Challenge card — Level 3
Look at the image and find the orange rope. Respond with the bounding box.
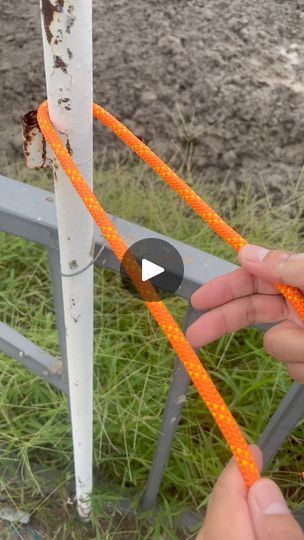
[92,103,304,318]
[37,100,304,487]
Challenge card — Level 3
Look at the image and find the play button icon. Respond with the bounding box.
[120,238,184,301]
[142,259,165,282]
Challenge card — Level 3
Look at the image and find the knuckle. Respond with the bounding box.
[246,296,257,325]
[277,251,304,288]
[278,252,293,281]
[218,307,230,334]
[250,273,259,295]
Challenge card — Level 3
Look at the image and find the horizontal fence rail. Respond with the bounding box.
[1,174,304,530]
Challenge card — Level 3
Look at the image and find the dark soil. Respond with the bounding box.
[1,0,304,193]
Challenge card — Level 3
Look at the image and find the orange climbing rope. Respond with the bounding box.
[37,100,304,488]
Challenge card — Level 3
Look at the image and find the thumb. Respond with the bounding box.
[239,245,304,289]
[248,478,304,540]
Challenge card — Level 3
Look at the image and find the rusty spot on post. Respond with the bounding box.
[22,111,38,160]
[54,29,63,46]
[69,260,79,270]
[41,0,64,44]
[58,97,71,111]
[53,55,68,73]
[22,110,53,169]
[22,110,51,170]
[22,110,39,134]
[42,136,47,165]
[66,5,75,33]
[66,136,73,155]
[53,161,59,182]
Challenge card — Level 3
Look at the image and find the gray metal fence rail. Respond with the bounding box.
[1,174,304,529]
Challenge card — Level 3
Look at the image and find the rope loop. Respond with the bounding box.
[38,99,304,487]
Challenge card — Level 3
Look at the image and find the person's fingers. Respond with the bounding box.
[186,293,287,349]
[264,320,304,368]
[198,445,262,540]
[239,245,304,289]
[192,268,278,311]
[248,478,304,540]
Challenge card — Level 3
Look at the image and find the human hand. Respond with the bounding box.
[186,245,304,382]
[196,445,304,540]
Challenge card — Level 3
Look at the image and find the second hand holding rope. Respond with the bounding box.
[38,100,304,488]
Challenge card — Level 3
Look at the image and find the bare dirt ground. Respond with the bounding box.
[1,0,304,194]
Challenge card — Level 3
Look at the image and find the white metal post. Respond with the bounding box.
[39,0,94,519]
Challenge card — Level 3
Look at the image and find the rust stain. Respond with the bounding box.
[53,160,59,182]
[22,111,37,160]
[22,110,38,133]
[69,259,79,270]
[58,97,71,111]
[66,4,76,34]
[41,0,64,45]
[66,136,73,155]
[54,29,63,46]
[53,55,68,73]
[42,135,47,165]
[22,110,50,169]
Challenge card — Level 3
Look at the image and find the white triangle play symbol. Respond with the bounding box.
[142,258,165,282]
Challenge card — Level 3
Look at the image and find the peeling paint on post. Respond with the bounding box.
[39,0,94,519]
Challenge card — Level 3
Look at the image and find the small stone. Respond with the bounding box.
[0,60,11,73]
[141,90,157,105]
[222,150,237,167]
[227,17,243,32]
[204,9,214,21]
[157,35,184,55]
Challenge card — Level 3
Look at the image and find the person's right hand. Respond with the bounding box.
[196,445,304,540]
[186,245,304,382]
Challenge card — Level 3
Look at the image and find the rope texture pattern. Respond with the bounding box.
[37,100,304,487]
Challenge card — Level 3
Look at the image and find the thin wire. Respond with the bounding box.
[61,240,106,277]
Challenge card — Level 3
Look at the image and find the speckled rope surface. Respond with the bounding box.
[38,100,304,487]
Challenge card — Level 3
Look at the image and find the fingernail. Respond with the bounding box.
[252,479,290,515]
[240,245,270,262]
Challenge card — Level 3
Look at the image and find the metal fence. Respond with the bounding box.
[1,173,304,530]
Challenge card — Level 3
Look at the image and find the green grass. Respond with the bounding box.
[0,155,304,539]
